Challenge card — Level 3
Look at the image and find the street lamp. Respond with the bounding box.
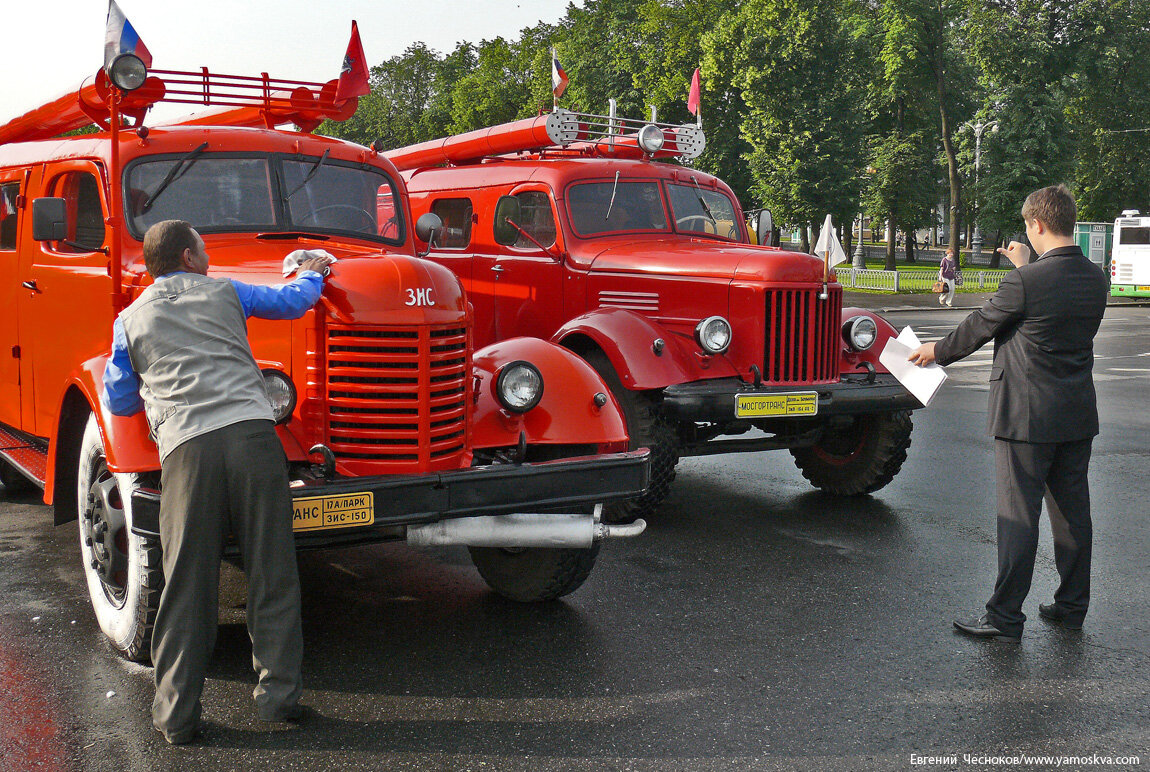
[964,118,998,264]
[853,214,866,268]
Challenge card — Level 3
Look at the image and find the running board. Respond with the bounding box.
[0,424,49,488]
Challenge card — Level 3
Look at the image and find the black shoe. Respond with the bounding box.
[1038,603,1083,630]
[154,722,200,745]
[953,613,1021,644]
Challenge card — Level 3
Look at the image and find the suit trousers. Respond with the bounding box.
[151,420,303,736]
[987,437,1093,636]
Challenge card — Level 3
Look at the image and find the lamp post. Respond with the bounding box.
[964,118,998,264]
[853,214,866,268]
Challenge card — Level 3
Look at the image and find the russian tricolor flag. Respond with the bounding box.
[104,0,152,70]
[551,48,568,100]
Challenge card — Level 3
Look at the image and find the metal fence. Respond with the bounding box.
[778,242,1011,293]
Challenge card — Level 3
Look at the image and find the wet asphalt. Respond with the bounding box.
[0,303,1146,771]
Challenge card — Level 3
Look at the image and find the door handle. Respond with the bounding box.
[21,280,41,293]
[491,265,504,273]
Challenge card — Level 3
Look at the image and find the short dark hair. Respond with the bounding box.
[1021,184,1076,237]
[142,220,198,277]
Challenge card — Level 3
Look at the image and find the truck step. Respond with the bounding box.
[0,424,48,488]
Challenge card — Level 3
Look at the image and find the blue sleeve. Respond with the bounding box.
[101,319,145,416]
[229,270,324,320]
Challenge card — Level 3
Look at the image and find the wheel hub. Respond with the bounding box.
[82,469,128,602]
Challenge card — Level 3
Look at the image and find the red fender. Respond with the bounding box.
[839,307,900,375]
[552,308,738,391]
[471,337,629,452]
[73,357,160,475]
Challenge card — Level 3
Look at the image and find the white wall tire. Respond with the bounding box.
[76,414,163,661]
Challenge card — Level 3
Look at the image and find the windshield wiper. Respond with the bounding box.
[604,171,621,220]
[141,142,209,213]
[691,176,717,225]
[285,149,331,200]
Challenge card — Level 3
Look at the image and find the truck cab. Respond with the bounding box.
[390,108,921,520]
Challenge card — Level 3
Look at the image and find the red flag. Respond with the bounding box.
[336,20,370,103]
[687,68,701,116]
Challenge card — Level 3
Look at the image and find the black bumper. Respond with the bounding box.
[661,373,921,423]
[131,449,650,541]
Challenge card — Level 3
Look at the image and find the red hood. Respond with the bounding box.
[584,237,831,284]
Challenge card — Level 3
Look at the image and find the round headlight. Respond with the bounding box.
[638,124,665,155]
[695,315,732,354]
[262,370,297,424]
[107,53,148,92]
[496,361,544,413]
[842,316,878,351]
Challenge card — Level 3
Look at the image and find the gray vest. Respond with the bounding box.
[119,273,273,463]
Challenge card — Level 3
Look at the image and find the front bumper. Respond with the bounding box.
[661,373,920,423]
[130,449,650,543]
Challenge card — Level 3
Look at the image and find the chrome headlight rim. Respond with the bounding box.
[695,315,732,354]
[842,316,878,352]
[107,53,148,92]
[638,124,666,155]
[495,360,544,414]
[261,369,297,425]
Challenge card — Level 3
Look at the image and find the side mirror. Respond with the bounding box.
[754,209,773,247]
[32,198,68,241]
[493,196,522,246]
[414,212,443,257]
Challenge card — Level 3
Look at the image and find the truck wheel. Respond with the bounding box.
[469,544,600,602]
[790,410,913,496]
[582,350,678,522]
[77,414,163,661]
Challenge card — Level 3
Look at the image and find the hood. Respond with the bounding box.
[585,237,831,284]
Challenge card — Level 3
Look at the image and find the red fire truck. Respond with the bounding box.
[388,108,921,519]
[0,62,648,660]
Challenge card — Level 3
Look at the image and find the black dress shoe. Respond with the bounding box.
[1038,603,1083,630]
[953,613,1021,644]
[154,722,200,745]
[258,703,312,723]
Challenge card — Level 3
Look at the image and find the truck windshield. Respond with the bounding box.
[666,182,742,241]
[567,181,668,236]
[125,153,404,245]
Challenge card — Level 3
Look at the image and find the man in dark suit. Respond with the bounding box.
[908,184,1109,644]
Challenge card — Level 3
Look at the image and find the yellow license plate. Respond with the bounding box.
[735,392,819,418]
[1137,285,1150,292]
[292,492,374,532]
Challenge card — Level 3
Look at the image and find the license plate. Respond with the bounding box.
[1137,286,1150,292]
[292,492,374,532]
[735,391,819,418]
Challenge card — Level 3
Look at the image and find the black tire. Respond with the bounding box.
[790,410,913,496]
[0,461,36,494]
[77,414,164,661]
[469,543,600,602]
[582,350,679,522]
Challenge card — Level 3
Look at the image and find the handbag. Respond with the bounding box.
[931,280,945,293]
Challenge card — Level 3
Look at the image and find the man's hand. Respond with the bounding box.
[908,341,937,367]
[299,254,334,276]
[997,241,1031,268]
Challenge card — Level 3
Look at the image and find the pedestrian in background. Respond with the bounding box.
[907,185,1108,644]
[102,220,332,743]
[937,247,958,307]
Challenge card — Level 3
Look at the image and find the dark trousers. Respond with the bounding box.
[151,420,302,736]
[987,438,1093,636]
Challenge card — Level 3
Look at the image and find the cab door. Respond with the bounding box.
[480,185,566,345]
[0,172,26,428]
[19,162,114,436]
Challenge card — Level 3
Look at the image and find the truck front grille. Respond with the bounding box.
[763,288,841,383]
[325,324,469,471]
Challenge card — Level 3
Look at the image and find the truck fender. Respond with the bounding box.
[839,307,899,375]
[551,308,707,391]
[471,337,629,451]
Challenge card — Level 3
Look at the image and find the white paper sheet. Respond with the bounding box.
[879,326,947,407]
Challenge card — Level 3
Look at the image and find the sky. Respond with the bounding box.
[0,0,578,124]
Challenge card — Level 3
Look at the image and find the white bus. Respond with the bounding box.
[1110,210,1150,298]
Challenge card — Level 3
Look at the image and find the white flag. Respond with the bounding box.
[813,213,848,267]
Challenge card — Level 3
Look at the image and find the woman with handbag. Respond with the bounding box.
[936,247,957,307]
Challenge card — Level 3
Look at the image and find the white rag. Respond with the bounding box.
[282,249,337,277]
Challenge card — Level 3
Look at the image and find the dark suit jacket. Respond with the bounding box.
[934,245,1108,442]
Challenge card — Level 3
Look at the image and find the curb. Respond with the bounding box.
[844,295,1150,314]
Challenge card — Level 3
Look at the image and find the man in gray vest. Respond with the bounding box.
[908,185,1108,644]
[101,219,332,743]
